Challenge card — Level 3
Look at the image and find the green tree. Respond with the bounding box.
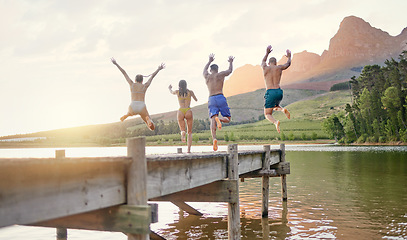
[322,114,345,142]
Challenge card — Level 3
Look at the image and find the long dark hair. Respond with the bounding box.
[178,80,188,97]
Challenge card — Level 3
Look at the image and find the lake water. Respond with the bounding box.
[0,145,406,240]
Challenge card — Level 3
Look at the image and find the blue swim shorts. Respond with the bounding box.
[208,94,231,118]
[264,88,283,109]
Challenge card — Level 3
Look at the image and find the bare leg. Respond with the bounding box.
[140,107,155,131]
[215,116,231,130]
[120,114,130,122]
[177,110,187,142]
[210,115,218,151]
[185,110,194,153]
[274,106,291,119]
[264,108,280,133]
[120,106,134,122]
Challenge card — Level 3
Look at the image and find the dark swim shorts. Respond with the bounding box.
[208,94,231,118]
[264,88,283,109]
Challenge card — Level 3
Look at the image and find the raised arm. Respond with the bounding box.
[261,45,272,68]
[219,56,234,76]
[168,84,177,95]
[111,57,133,85]
[203,53,215,78]
[280,49,291,70]
[144,63,165,88]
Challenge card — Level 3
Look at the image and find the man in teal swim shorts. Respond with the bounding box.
[203,53,234,151]
[261,45,291,133]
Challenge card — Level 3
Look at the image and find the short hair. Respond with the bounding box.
[135,74,143,83]
[269,57,277,65]
[210,64,218,72]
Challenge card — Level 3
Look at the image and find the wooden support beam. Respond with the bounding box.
[262,145,271,218]
[227,144,241,240]
[280,144,288,201]
[56,227,67,240]
[239,169,278,178]
[33,205,151,234]
[127,137,149,240]
[55,150,68,240]
[240,162,289,178]
[150,180,238,203]
[271,162,290,175]
[150,231,166,240]
[261,217,270,239]
[171,201,203,216]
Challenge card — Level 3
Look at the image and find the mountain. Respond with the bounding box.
[224,16,407,97]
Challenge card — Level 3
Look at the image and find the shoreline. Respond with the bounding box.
[1,139,406,149]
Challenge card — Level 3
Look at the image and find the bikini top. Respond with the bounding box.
[178,91,191,101]
[131,83,145,94]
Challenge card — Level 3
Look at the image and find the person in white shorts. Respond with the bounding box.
[111,57,165,130]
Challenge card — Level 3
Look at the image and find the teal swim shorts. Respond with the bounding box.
[264,88,283,109]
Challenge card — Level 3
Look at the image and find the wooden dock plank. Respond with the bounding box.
[146,156,227,199]
[0,145,288,233]
[0,157,128,228]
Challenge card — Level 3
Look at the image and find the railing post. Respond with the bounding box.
[227,144,240,240]
[280,144,287,201]
[55,150,67,240]
[262,145,271,218]
[127,137,149,240]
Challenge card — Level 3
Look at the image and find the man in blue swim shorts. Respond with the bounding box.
[261,45,292,133]
[203,53,234,151]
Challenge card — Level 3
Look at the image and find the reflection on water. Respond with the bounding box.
[0,146,406,239]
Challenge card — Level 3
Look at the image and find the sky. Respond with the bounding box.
[1,0,407,137]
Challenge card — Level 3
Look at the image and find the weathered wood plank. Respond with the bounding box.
[33,205,151,234]
[150,180,238,203]
[146,149,281,199]
[271,162,290,175]
[171,201,203,216]
[147,156,228,199]
[280,144,288,201]
[127,137,149,240]
[0,158,128,228]
[227,144,241,240]
[262,145,271,218]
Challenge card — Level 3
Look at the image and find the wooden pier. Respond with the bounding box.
[0,137,290,240]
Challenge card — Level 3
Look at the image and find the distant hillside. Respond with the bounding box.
[151,88,325,123]
[1,88,326,141]
[224,15,407,97]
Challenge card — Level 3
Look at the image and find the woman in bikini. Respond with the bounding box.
[169,80,198,153]
[111,57,165,130]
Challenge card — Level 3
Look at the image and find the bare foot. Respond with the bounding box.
[213,139,218,151]
[275,120,280,133]
[284,108,291,119]
[120,115,127,122]
[146,116,155,131]
[181,131,186,142]
[215,116,222,130]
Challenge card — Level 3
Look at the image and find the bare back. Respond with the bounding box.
[203,54,234,96]
[262,65,284,89]
[205,73,228,96]
[130,82,147,101]
[176,90,197,108]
